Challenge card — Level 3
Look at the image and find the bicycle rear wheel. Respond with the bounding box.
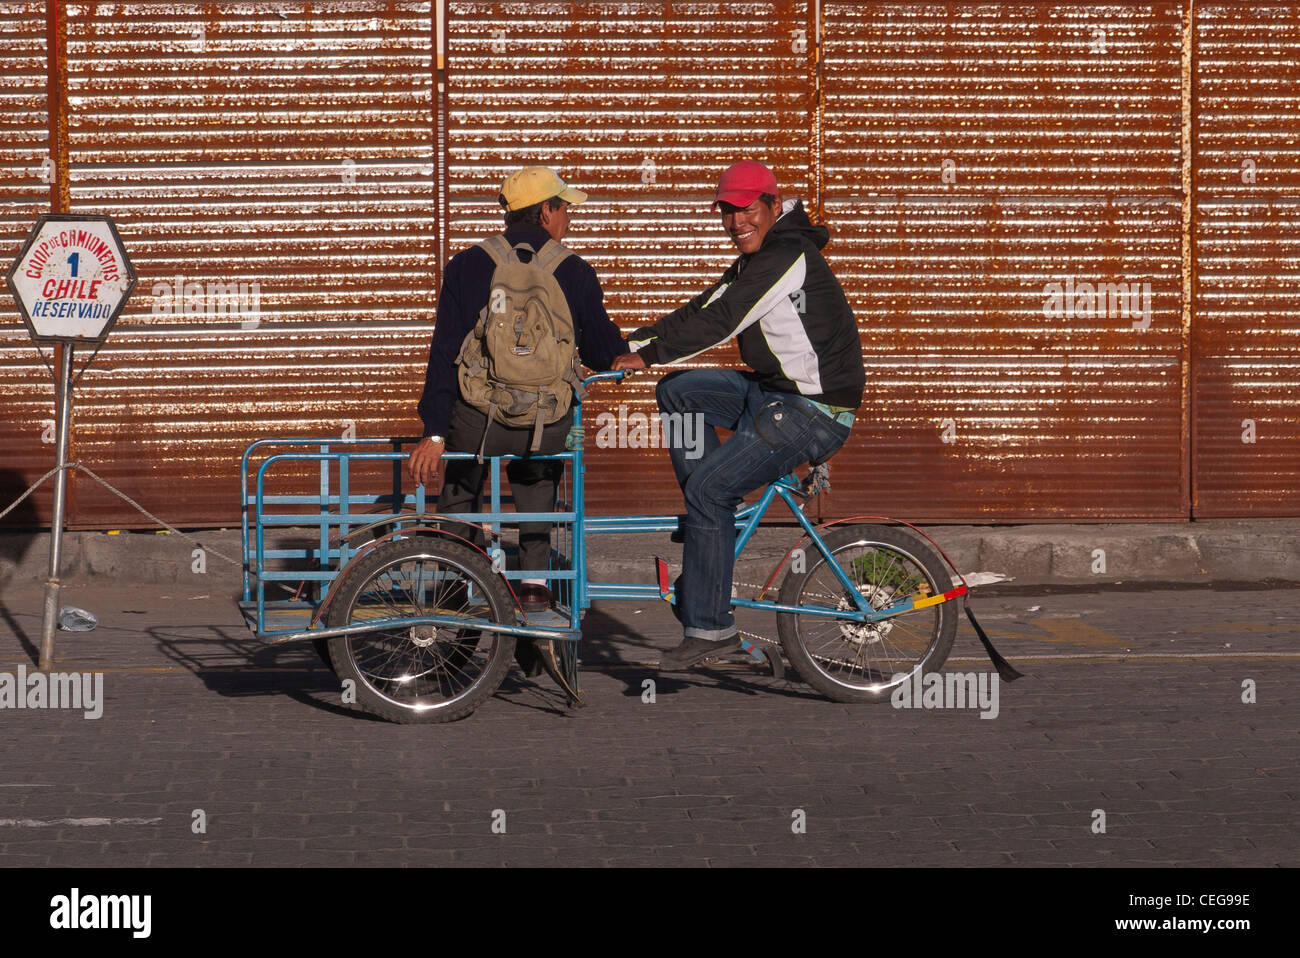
[776,524,957,703]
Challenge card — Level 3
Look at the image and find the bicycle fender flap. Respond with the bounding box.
[965,599,1024,682]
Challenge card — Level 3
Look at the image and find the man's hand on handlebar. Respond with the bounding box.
[407,436,447,495]
[610,351,647,373]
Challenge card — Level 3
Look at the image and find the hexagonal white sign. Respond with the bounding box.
[6,214,136,344]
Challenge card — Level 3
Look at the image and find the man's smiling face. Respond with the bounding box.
[719,195,781,254]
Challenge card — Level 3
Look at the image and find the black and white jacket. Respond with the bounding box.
[628,199,865,409]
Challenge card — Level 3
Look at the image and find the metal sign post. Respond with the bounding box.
[5,214,136,671]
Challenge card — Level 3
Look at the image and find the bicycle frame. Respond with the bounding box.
[238,372,966,655]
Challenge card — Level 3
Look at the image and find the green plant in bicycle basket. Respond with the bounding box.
[850,550,928,599]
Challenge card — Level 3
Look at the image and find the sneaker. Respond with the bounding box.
[658,634,741,670]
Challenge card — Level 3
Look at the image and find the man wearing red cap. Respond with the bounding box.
[613,161,865,669]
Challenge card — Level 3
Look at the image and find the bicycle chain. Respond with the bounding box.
[734,579,781,648]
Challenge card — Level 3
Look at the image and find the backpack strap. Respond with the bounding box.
[480,234,573,274]
[478,234,515,267]
[531,239,572,275]
[476,402,496,464]
[530,403,545,453]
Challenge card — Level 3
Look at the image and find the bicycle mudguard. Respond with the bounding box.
[311,519,521,628]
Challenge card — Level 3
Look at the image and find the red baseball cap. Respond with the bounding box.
[712,160,779,210]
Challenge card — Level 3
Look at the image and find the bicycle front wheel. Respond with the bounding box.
[776,524,957,703]
[324,537,515,723]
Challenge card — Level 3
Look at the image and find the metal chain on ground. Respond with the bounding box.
[0,462,243,568]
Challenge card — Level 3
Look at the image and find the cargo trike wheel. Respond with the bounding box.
[324,537,515,724]
[776,525,957,703]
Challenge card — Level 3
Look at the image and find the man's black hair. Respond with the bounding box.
[502,195,564,228]
[719,193,781,214]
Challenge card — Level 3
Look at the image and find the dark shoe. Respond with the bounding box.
[518,583,551,613]
[658,634,741,670]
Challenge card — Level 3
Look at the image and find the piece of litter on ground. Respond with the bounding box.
[57,606,97,632]
[958,572,1012,587]
[1026,605,1042,612]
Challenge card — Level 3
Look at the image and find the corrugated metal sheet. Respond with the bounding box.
[60,1,435,527]
[446,0,815,514]
[0,1,55,529]
[1193,4,1300,516]
[71,325,430,525]
[1,2,1295,529]
[820,2,1186,520]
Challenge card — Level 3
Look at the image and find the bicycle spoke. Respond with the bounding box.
[336,548,509,713]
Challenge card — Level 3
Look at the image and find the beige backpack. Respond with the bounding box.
[455,235,585,458]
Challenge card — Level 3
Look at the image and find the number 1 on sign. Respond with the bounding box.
[67,253,79,277]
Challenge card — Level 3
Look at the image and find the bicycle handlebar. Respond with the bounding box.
[581,370,630,390]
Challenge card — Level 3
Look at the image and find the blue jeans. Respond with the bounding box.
[655,369,853,642]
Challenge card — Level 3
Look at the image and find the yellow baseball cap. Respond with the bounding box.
[498,166,588,211]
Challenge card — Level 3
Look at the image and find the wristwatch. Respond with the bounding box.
[427,435,445,444]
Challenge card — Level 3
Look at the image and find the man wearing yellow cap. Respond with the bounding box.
[614,161,865,669]
[409,167,627,619]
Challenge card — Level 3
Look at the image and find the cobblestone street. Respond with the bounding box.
[1,582,1295,868]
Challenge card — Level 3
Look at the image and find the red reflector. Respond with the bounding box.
[655,557,670,594]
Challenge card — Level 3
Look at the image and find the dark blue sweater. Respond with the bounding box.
[418,226,629,438]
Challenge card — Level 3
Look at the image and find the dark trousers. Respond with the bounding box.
[437,399,570,576]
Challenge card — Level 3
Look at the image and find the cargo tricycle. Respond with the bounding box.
[239,371,987,723]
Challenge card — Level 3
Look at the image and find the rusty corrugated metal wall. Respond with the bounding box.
[447,0,1191,520]
[819,2,1186,520]
[445,0,817,515]
[4,1,437,528]
[1193,3,1300,516]
[0,2,55,527]
[1,1,1298,527]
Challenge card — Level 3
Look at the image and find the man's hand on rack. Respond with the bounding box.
[407,436,447,496]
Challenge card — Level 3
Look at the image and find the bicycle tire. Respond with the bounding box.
[324,536,516,723]
[776,524,957,703]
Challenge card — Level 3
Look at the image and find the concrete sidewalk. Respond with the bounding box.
[2,517,1299,590]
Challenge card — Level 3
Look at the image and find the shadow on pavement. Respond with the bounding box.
[1,469,44,665]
